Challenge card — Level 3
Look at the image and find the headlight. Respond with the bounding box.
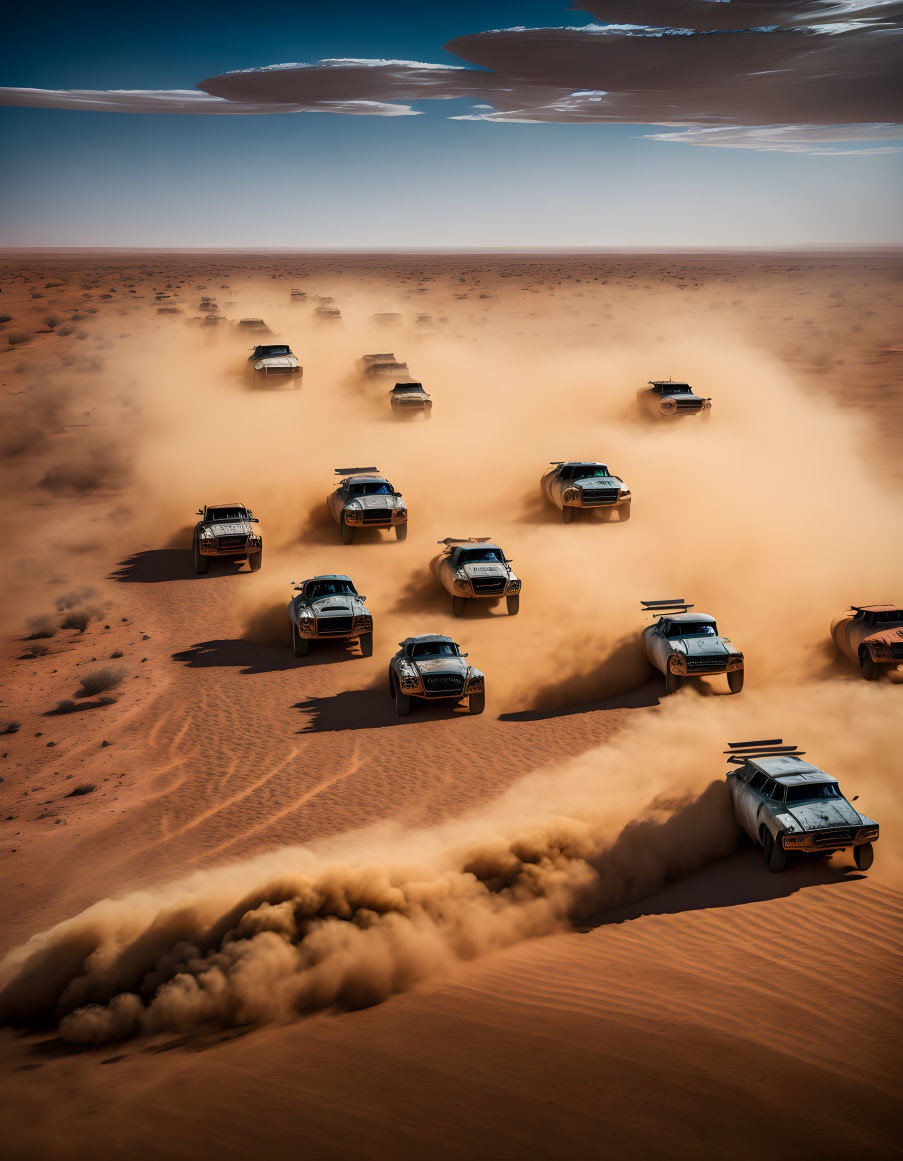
[563,487,580,505]
[299,614,316,634]
[858,826,878,840]
[868,642,890,658]
[354,615,372,629]
[248,535,261,546]
[669,654,687,674]
[619,488,631,498]
[727,654,744,669]
[199,528,214,539]
[507,578,521,594]
[454,572,470,590]
[704,399,712,409]
[465,671,484,692]
[395,507,407,519]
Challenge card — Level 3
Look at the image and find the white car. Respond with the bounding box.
[541,461,631,523]
[388,635,485,716]
[327,467,408,544]
[431,538,521,616]
[288,574,372,657]
[638,380,711,418]
[725,739,878,872]
[641,599,744,694]
[248,343,302,384]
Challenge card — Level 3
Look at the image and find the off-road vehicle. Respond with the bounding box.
[390,382,432,417]
[192,502,262,574]
[724,739,878,873]
[638,380,711,418]
[831,604,903,680]
[388,635,485,716]
[236,318,271,334]
[327,467,408,544]
[541,461,631,523]
[288,575,373,657]
[641,599,744,694]
[358,353,411,381]
[431,538,521,616]
[248,343,302,384]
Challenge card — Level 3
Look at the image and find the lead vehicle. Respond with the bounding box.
[388,635,485,716]
[192,502,262,574]
[724,739,878,873]
[390,382,432,417]
[431,538,521,616]
[831,604,903,680]
[641,599,744,694]
[327,467,408,544]
[248,343,302,384]
[541,461,631,524]
[638,380,711,419]
[288,575,372,657]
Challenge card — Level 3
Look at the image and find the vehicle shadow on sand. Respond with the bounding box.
[293,688,473,732]
[111,550,195,583]
[173,638,362,673]
[585,846,864,931]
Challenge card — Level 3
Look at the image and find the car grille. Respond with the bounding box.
[675,399,703,411]
[891,643,903,660]
[813,828,856,846]
[317,616,352,635]
[580,488,620,505]
[686,655,727,670]
[216,535,247,551]
[422,674,465,695]
[262,366,295,375]
[471,577,506,595]
[361,510,392,525]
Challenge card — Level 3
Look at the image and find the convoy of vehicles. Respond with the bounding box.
[192,503,262,574]
[641,599,744,694]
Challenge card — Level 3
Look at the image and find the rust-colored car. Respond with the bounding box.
[831,604,903,679]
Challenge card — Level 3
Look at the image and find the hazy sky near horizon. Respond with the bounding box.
[1,0,901,249]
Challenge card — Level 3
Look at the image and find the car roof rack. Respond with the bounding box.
[641,598,694,615]
[335,466,380,476]
[437,537,493,545]
[723,739,806,765]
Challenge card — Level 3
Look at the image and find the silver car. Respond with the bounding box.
[388,634,485,716]
[327,467,408,544]
[724,739,878,872]
[390,381,432,417]
[541,461,631,524]
[638,380,712,418]
[641,599,744,694]
[248,342,302,384]
[431,538,521,616]
[192,502,262,574]
[288,574,372,657]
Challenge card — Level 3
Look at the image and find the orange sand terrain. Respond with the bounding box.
[0,251,901,1159]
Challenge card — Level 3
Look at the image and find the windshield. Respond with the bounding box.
[864,610,903,625]
[257,345,290,357]
[393,384,421,393]
[348,481,393,497]
[306,580,356,600]
[206,508,247,523]
[409,642,459,659]
[665,621,717,638]
[560,464,610,480]
[655,384,691,394]
[458,547,505,564]
[783,782,842,803]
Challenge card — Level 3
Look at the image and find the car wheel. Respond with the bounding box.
[395,687,412,716]
[506,594,520,616]
[859,649,878,680]
[763,829,786,873]
[620,504,631,522]
[562,507,576,524]
[194,542,209,575]
[853,842,874,871]
[249,549,262,572]
[469,691,485,715]
[664,667,681,695]
[340,515,355,545]
[452,596,466,617]
[291,622,310,657]
[395,523,408,541]
[359,632,373,657]
[727,668,744,694]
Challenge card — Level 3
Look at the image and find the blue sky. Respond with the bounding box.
[1,0,901,248]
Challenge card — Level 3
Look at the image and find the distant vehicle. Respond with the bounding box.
[157,305,182,315]
[289,288,307,301]
[192,502,262,574]
[641,599,744,694]
[638,380,711,418]
[327,467,408,544]
[358,353,411,380]
[315,306,342,322]
[388,635,485,716]
[431,538,521,617]
[831,604,903,680]
[541,461,631,524]
[288,575,373,657]
[372,312,402,325]
[248,343,302,384]
[724,739,878,873]
[237,318,271,333]
[390,382,432,417]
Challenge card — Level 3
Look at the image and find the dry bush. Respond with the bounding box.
[66,784,95,798]
[77,667,125,698]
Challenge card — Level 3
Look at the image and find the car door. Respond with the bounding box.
[731,768,765,841]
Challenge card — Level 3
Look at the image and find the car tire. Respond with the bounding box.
[194,542,210,575]
[853,842,874,871]
[469,691,485,715]
[359,632,373,657]
[727,668,744,694]
[340,515,355,545]
[452,596,466,617]
[249,549,262,572]
[395,523,408,541]
[763,829,786,873]
[506,594,520,616]
[562,507,576,524]
[291,622,310,657]
[395,687,412,716]
[859,649,878,680]
[664,668,681,695]
[620,504,631,522]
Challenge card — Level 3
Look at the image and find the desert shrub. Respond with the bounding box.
[42,315,63,330]
[66,784,95,797]
[7,332,31,346]
[77,666,125,697]
[26,614,57,639]
[110,649,124,658]
[1,721,21,735]
[27,644,49,658]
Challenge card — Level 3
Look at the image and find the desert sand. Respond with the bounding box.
[0,250,901,1159]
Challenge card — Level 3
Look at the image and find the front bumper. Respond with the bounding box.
[669,654,743,677]
[343,508,407,527]
[199,540,262,556]
[563,490,630,510]
[782,826,878,851]
[298,616,372,640]
[255,365,302,376]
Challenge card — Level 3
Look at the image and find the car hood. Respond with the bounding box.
[346,494,400,511]
[673,636,737,657]
[575,475,623,490]
[776,799,863,832]
[413,657,468,678]
[203,521,251,536]
[309,595,366,616]
[255,355,298,369]
[460,562,509,580]
[864,626,903,646]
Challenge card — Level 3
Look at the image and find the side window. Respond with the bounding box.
[747,771,767,792]
[762,779,781,800]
